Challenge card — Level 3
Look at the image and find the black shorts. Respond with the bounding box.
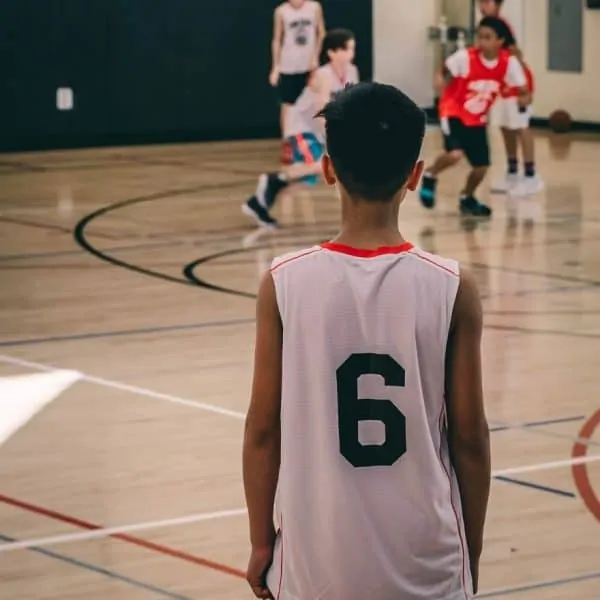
[442,117,490,167]
[278,72,310,105]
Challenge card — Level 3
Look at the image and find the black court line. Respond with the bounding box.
[71,180,600,296]
[0,533,193,600]
[70,185,600,341]
[485,308,600,316]
[485,323,600,339]
[0,317,254,348]
[493,476,575,498]
[0,240,185,263]
[73,179,256,289]
[490,416,585,432]
[0,215,120,240]
[478,570,600,598]
[0,160,46,172]
[471,261,600,287]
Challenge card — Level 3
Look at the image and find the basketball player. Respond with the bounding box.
[478,0,543,196]
[243,82,491,600]
[270,0,326,155]
[420,17,530,217]
[244,29,359,228]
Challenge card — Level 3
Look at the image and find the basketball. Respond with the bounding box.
[548,109,572,134]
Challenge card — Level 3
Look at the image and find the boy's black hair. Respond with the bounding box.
[322,28,354,56]
[478,16,508,40]
[316,82,426,203]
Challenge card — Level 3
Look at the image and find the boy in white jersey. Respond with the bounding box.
[243,82,491,600]
[270,0,326,154]
[244,28,359,228]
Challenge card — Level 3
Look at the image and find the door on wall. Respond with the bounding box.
[548,0,583,72]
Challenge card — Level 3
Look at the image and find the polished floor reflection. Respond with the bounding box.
[0,128,599,599]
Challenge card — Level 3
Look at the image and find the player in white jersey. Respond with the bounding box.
[270,0,325,147]
[244,29,359,228]
[243,82,491,600]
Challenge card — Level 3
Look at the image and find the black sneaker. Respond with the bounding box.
[256,173,289,209]
[419,174,437,209]
[460,195,492,217]
[242,196,279,229]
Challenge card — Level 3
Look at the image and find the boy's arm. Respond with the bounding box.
[270,6,284,84]
[243,270,283,550]
[506,56,531,106]
[445,268,491,595]
[312,69,333,134]
[311,2,326,70]
[435,48,467,95]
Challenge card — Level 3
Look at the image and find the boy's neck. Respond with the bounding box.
[480,49,499,61]
[329,61,348,79]
[334,200,406,249]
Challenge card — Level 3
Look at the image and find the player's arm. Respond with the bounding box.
[270,6,284,82]
[506,55,531,107]
[243,271,282,551]
[434,48,467,95]
[311,2,326,70]
[445,268,490,595]
[311,70,332,136]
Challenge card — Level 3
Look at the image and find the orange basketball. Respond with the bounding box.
[548,109,572,134]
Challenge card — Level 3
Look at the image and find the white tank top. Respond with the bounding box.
[266,241,472,600]
[279,1,319,74]
[284,63,360,139]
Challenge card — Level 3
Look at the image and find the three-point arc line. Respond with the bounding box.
[1,410,598,587]
[572,409,600,522]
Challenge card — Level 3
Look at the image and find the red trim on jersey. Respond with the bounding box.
[276,516,284,600]
[409,251,459,277]
[320,241,413,257]
[270,247,322,273]
[501,63,534,97]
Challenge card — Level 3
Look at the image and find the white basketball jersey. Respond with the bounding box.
[279,1,320,74]
[285,63,360,139]
[266,241,472,600]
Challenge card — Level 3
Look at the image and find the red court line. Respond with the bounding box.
[572,409,600,522]
[0,493,244,579]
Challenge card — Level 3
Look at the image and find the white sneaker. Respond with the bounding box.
[491,174,520,194]
[509,175,545,197]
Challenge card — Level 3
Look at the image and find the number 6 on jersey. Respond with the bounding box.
[336,353,407,468]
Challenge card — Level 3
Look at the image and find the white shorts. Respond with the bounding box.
[494,96,532,130]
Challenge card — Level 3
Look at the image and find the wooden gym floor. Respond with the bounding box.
[0,128,599,599]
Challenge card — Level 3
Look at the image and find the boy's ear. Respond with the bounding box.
[321,155,337,186]
[406,160,425,192]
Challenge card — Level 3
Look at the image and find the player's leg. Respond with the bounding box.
[279,104,291,140]
[258,133,323,206]
[491,98,520,193]
[459,125,492,217]
[419,118,464,209]
[277,73,311,163]
[242,133,323,228]
[510,108,544,196]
